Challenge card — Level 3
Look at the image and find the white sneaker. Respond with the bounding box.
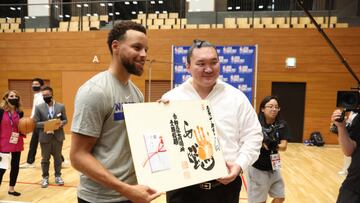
[55,176,64,186]
[338,170,348,175]
[41,177,49,188]
[62,160,70,168]
[20,163,35,168]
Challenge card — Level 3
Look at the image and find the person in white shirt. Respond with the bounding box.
[162,40,263,203]
[20,78,44,168]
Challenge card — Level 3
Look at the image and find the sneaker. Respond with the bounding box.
[55,176,64,186]
[41,177,49,188]
[19,162,35,168]
[338,170,348,175]
[62,160,70,168]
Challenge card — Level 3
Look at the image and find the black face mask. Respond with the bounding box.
[43,96,52,104]
[32,86,41,92]
[8,98,19,107]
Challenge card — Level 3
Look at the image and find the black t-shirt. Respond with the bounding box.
[342,113,360,194]
[252,120,291,171]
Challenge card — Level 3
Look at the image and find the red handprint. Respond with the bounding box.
[194,126,213,160]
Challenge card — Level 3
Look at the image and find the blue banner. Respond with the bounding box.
[172,45,257,103]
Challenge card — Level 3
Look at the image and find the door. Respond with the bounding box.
[272,82,306,143]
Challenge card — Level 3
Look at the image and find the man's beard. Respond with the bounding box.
[121,55,144,76]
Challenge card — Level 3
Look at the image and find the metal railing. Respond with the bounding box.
[0,0,355,32]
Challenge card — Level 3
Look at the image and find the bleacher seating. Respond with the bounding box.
[0,12,350,33]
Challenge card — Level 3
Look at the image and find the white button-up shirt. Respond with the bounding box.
[162,78,263,171]
[31,92,44,118]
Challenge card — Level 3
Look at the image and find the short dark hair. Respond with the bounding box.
[32,78,44,86]
[41,86,53,94]
[107,20,146,55]
[258,95,282,125]
[186,39,218,64]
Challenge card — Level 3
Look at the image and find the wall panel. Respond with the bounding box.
[1,28,360,144]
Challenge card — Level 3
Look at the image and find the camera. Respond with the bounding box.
[337,91,359,109]
[335,91,360,122]
[262,122,285,151]
[337,91,359,108]
[335,90,360,121]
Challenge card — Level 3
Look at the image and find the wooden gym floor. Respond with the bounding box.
[0,134,344,203]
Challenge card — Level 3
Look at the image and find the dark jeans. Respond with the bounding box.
[78,197,132,203]
[337,186,360,203]
[166,176,242,203]
[40,138,63,177]
[26,127,65,164]
[0,152,21,187]
[26,127,39,164]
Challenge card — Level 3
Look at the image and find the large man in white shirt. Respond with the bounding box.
[20,78,44,168]
[162,40,263,203]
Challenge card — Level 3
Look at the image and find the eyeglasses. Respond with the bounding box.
[193,39,205,48]
[265,105,280,110]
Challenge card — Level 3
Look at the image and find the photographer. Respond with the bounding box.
[248,96,291,203]
[331,109,360,203]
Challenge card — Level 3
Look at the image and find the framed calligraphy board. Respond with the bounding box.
[123,100,228,192]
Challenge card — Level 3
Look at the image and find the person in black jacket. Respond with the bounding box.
[248,96,291,203]
[332,109,360,203]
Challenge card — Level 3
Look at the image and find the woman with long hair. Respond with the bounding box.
[248,96,291,203]
[0,90,25,196]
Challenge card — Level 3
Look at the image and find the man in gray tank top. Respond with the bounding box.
[70,21,161,203]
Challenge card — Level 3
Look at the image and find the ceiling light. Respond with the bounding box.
[108,3,113,6]
[10,7,15,10]
[17,7,21,10]
[158,0,163,4]
[109,13,114,16]
[131,11,136,15]
[86,13,91,16]
[93,13,98,16]
[139,11,143,14]
[24,16,30,19]
[150,1,155,4]
[65,14,70,18]
[133,1,138,4]
[125,1,130,5]
[155,11,160,14]
[227,6,232,10]
[258,5,264,9]
[100,3,105,6]
[115,12,120,15]
[83,4,89,7]
[236,6,240,10]
[76,4,82,8]
[31,16,36,19]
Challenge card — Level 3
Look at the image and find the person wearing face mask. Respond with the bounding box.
[33,86,67,188]
[248,96,291,203]
[0,90,25,196]
[20,78,44,168]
